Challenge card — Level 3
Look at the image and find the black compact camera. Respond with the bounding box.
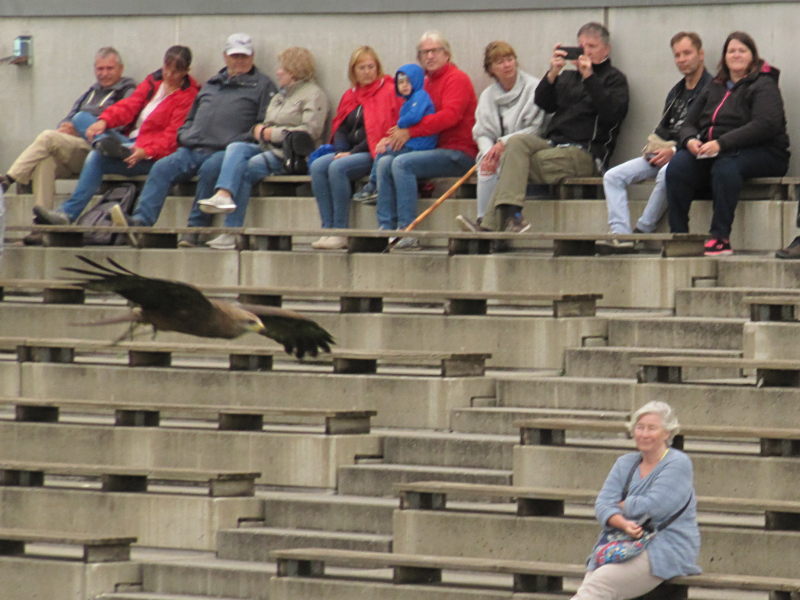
[559,46,584,60]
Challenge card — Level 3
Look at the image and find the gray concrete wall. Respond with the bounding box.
[0,3,797,173]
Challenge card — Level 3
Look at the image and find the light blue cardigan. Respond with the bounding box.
[589,449,702,579]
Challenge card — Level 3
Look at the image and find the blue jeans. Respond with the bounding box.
[71,111,98,139]
[376,148,474,229]
[132,146,222,226]
[666,146,788,239]
[603,156,668,234]
[311,151,372,228]
[59,150,153,221]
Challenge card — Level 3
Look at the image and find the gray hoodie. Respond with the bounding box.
[61,76,137,125]
[177,66,277,150]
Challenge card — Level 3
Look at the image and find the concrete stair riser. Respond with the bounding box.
[0,422,380,488]
[717,258,800,289]
[0,303,606,370]
[262,496,395,534]
[607,318,744,350]
[269,577,515,600]
[496,377,636,412]
[743,321,800,361]
[673,288,800,319]
[0,487,261,550]
[337,463,511,498]
[393,510,800,578]
[0,557,140,600]
[514,446,800,502]
[450,407,631,435]
[9,362,494,430]
[216,527,392,561]
[381,435,515,470]
[134,561,275,600]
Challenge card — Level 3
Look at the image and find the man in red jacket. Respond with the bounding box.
[375,30,478,249]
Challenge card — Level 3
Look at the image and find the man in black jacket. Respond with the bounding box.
[475,22,629,234]
[598,32,711,251]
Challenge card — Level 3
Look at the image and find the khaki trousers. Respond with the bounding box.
[482,133,596,230]
[7,129,91,208]
[571,551,663,600]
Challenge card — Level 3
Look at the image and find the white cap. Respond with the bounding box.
[225,33,254,56]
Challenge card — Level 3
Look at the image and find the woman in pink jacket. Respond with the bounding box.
[35,45,199,225]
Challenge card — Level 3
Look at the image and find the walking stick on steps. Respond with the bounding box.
[385,162,479,251]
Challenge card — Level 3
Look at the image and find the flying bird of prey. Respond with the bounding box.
[63,255,334,359]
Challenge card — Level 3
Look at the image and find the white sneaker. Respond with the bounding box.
[312,235,347,250]
[198,192,236,214]
[206,233,237,250]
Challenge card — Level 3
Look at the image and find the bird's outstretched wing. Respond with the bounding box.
[240,303,335,359]
[63,255,216,318]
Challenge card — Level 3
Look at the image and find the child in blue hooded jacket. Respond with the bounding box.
[353,63,438,202]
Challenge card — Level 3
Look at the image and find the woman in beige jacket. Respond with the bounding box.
[190,46,329,249]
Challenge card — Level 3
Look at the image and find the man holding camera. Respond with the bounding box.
[474,22,629,235]
[598,32,711,251]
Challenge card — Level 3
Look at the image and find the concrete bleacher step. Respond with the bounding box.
[100,595,244,600]
[494,376,800,429]
[674,286,800,318]
[744,321,800,361]
[261,492,395,535]
[216,526,393,561]
[607,315,745,350]
[381,431,517,470]
[450,406,630,435]
[337,463,512,498]
[717,256,800,289]
[564,346,743,379]
[1,362,493,430]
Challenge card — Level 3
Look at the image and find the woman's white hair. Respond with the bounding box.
[627,401,681,442]
[418,30,452,59]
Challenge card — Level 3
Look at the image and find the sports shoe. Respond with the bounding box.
[110,204,141,247]
[177,233,198,248]
[456,215,489,233]
[703,238,733,256]
[392,236,421,251]
[776,236,800,259]
[352,183,377,204]
[311,235,347,250]
[96,136,132,160]
[206,233,237,250]
[32,205,70,225]
[198,192,236,214]
[0,175,12,193]
[596,237,636,254]
[503,213,531,234]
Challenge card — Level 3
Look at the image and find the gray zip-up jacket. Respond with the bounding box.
[61,76,137,125]
[177,66,277,150]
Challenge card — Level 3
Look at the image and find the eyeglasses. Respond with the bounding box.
[418,47,445,57]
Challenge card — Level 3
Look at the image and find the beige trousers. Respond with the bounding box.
[482,133,596,230]
[7,129,91,208]
[571,551,663,600]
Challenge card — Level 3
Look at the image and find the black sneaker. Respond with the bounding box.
[775,236,800,259]
[32,205,70,225]
[703,238,733,256]
[97,136,132,160]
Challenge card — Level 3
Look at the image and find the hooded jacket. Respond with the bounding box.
[98,69,200,160]
[177,66,277,150]
[678,61,789,155]
[329,74,400,157]
[395,63,437,151]
[654,69,712,141]
[535,58,629,171]
[62,76,137,126]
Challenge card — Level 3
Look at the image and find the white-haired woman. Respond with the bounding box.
[572,401,701,599]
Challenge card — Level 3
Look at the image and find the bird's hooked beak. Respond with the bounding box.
[247,318,266,334]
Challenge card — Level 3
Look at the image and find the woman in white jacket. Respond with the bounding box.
[458,41,547,230]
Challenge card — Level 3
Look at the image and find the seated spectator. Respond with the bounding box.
[0,187,4,257]
[480,23,629,238]
[571,401,700,600]
[597,32,711,253]
[309,46,398,250]
[1,47,135,210]
[111,33,277,246]
[187,46,329,249]
[34,46,199,226]
[457,40,547,232]
[667,31,789,256]
[375,30,478,250]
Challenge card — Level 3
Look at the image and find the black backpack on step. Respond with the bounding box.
[75,182,139,245]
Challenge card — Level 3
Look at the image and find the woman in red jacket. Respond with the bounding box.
[35,45,200,225]
[309,45,399,249]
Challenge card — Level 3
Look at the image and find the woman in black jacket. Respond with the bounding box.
[666,31,789,256]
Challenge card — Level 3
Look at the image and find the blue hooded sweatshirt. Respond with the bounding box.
[395,63,438,151]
